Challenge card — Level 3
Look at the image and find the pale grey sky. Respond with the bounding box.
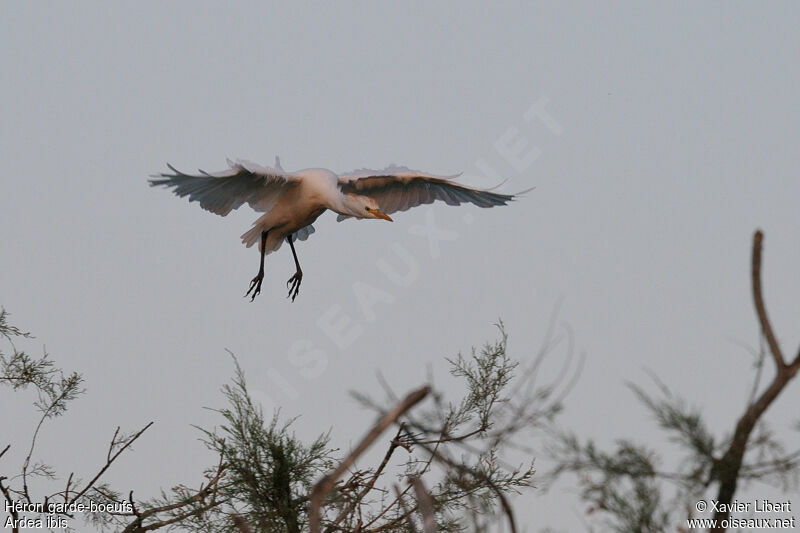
[2,2,799,531]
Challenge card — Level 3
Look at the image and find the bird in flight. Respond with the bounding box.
[150,157,529,301]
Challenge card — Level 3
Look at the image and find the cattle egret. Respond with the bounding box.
[149,157,530,301]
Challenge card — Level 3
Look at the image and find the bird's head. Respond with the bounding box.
[357,197,393,221]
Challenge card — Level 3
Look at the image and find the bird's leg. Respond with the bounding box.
[286,235,303,302]
[245,231,269,301]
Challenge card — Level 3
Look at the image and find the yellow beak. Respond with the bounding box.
[368,208,393,222]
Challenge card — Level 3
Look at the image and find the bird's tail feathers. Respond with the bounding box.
[241,226,263,249]
[241,225,285,256]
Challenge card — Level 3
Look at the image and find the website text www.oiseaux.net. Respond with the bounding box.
[687,499,794,530]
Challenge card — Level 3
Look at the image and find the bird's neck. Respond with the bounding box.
[332,191,366,218]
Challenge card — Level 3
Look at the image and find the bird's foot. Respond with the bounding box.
[286,270,303,302]
[246,272,264,301]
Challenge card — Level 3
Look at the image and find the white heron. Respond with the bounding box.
[150,157,530,301]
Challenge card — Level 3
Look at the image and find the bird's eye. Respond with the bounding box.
[365,206,370,211]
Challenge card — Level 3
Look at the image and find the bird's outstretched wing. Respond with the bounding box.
[337,165,530,218]
[149,158,299,216]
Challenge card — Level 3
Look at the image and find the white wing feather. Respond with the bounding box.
[149,158,298,216]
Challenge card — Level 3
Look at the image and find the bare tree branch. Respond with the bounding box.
[121,447,227,532]
[310,386,430,533]
[413,441,519,533]
[711,230,800,529]
[70,422,153,506]
[326,424,408,532]
[0,477,20,532]
[751,230,785,369]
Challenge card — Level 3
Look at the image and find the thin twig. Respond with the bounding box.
[746,336,767,408]
[310,386,430,533]
[22,383,78,502]
[0,478,20,531]
[108,427,121,462]
[69,422,153,505]
[413,441,518,533]
[121,449,227,532]
[393,484,418,533]
[326,425,407,531]
[359,437,443,533]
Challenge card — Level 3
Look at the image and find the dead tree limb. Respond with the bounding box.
[711,230,800,530]
[309,386,430,533]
